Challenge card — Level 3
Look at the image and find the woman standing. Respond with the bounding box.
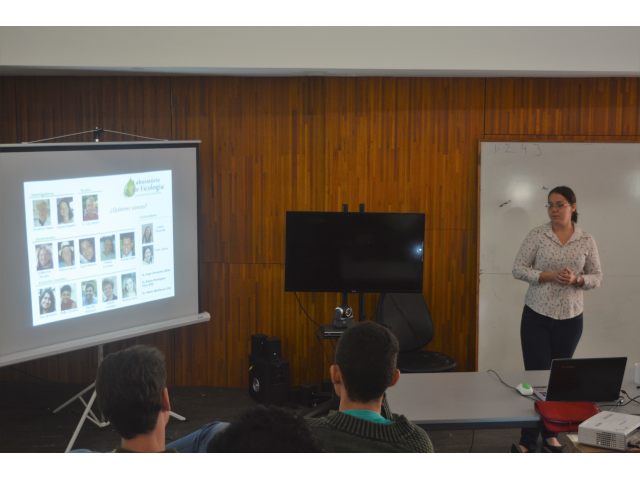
[512,186,602,453]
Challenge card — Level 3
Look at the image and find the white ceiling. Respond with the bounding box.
[1,27,639,77]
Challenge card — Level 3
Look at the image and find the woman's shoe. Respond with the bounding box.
[542,439,565,453]
[510,444,530,453]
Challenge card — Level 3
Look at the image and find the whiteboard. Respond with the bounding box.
[479,142,640,372]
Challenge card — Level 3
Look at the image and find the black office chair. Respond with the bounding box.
[376,293,457,373]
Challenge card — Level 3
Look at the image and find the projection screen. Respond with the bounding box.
[0,141,207,366]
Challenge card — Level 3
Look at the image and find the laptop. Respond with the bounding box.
[533,357,627,402]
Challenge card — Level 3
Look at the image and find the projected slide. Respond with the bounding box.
[24,170,175,326]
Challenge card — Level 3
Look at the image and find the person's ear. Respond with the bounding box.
[330,365,343,398]
[160,387,171,412]
[388,369,401,388]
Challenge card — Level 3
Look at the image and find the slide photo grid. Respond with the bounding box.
[24,171,175,327]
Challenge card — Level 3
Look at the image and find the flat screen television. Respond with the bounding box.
[285,211,425,293]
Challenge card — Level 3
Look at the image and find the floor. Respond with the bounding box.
[0,381,567,453]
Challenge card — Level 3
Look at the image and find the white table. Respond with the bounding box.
[385,367,640,431]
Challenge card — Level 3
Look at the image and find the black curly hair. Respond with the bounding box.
[206,405,323,453]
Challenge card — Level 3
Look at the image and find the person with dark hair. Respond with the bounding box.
[142,246,153,265]
[512,186,602,453]
[207,405,323,453]
[101,237,115,261]
[60,285,77,311]
[306,321,433,452]
[102,278,118,302]
[57,198,74,225]
[79,238,96,264]
[39,288,56,315]
[82,282,98,306]
[75,345,228,453]
[121,234,134,258]
[142,225,153,244]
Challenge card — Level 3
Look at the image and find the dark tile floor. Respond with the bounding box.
[0,381,566,453]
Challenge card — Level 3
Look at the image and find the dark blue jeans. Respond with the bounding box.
[519,305,583,451]
[70,421,229,453]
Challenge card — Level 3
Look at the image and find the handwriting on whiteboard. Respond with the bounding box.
[494,143,542,156]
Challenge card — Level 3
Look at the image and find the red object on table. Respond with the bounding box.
[534,401,600,432]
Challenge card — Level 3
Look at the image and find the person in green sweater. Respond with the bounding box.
[307,321,434,453]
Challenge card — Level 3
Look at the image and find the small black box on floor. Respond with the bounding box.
[321,379,333,393]
[250,334,268,356]
[248,355,290,405]
[298,382,318,407]
[250,334,281,359]
[321,379,340,409]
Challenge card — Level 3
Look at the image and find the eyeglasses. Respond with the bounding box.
[545,203,573,209]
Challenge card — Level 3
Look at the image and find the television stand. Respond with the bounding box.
[321,324,346,338]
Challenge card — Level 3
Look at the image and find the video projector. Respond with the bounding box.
[578,411,640,451]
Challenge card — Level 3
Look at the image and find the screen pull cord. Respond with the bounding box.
[358,203,366,322]
[23,127,168,144]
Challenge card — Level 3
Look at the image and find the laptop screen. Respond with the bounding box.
[546,357,627,402]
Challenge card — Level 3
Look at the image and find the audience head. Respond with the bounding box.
[96,345,167,440]
[206,405,323,453]
[333,321,399,404]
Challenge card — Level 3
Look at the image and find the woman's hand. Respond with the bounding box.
[555,267,577,285]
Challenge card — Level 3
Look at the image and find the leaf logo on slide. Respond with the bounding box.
[124,179,136,197]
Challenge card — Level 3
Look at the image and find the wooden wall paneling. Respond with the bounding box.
[172,77,485,387]
[176,265,371,388]
[176,262,334,387]
[323,78,484,373]
[5,76,639,387]
[322,78,485,232]
[0,335,176,386]
[485,78,640,137]
[1,77,175,385]
[423,229,477,372]
[172,77,327,265]
[15,77,173,143]
[0,76,17,144]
